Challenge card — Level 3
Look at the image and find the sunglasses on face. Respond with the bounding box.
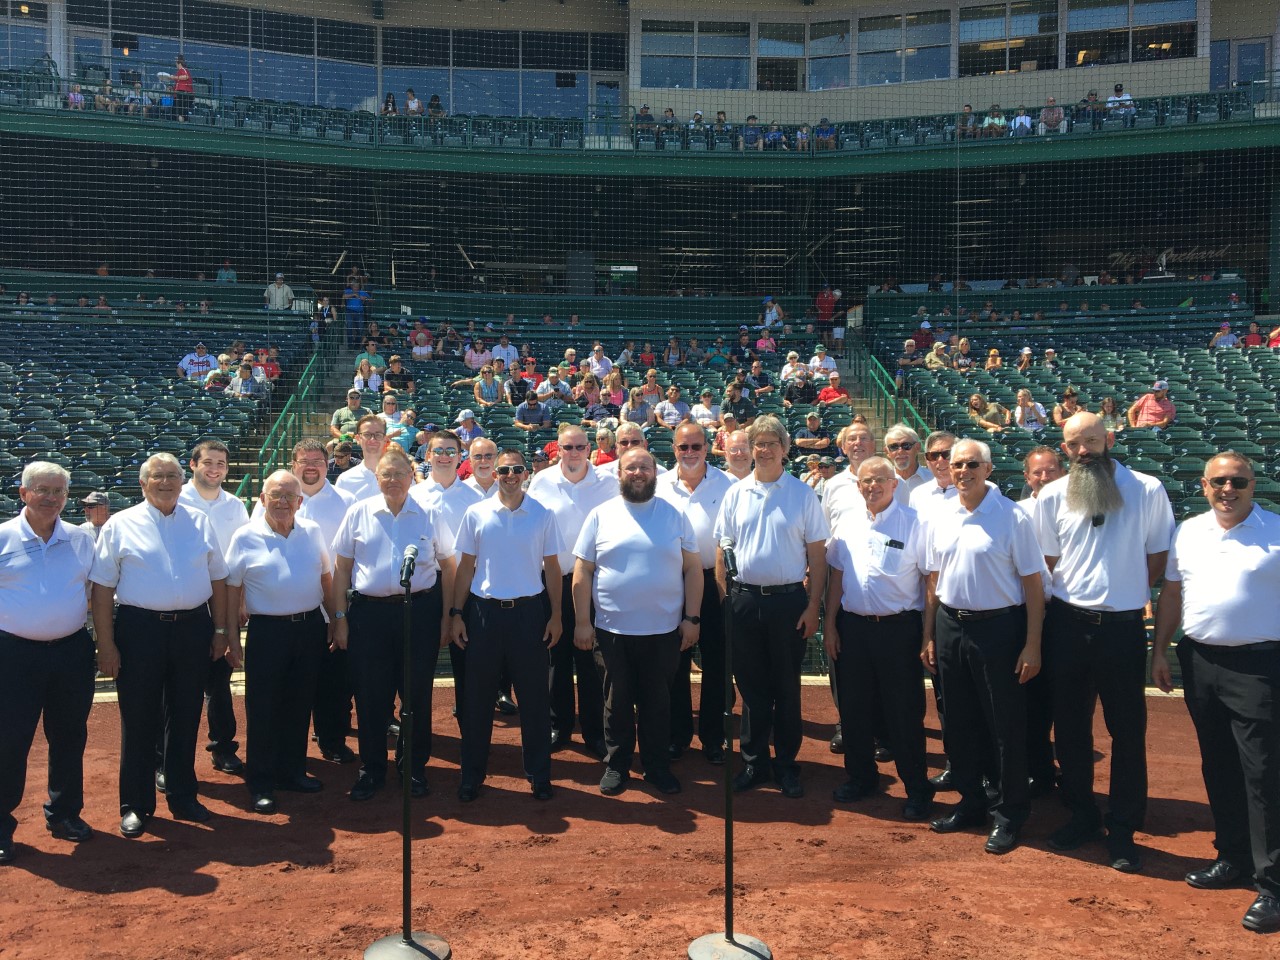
[886,441,916,453]
[495,464,528,476]
[559,443,589,452]
[951,460,985,471]
[617,439,643,447]
[676,443,705,452]
[1208,476,1252,490]
[430,447,458,457]
[925,449,953,462]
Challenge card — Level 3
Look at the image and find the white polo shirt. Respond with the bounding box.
[1034,463,1173,611]
[334,461,379,502]
[714,471,829,586]
[821,469,860,529]
[926,488,1046,611]
[527,463,618,571]
[909,480,958,524]
[455,494,560,600]
[178,482,249,558]
[892,468,929,508]
[0,512,96,640]
[656,466,733,570]
[1165,505,1280,647]
[827,501,927,616]
[333,495,452,596]
[225,516,331,616]
[80,519,106,542]
[574,497,697,635]
[596,458,668,480]
[411,476,483,552]
[91,502,228,610]
[463,476,500,499]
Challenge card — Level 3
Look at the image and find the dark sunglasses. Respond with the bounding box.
[1208,476,1252,490]
[951,460,985,471]
[495,464,527,476]
[925,449,953,461]
[886,441,916,453]
[676,443,705,452]
[559,443,589,452]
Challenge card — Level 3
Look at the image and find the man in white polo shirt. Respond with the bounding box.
[463,437,500,498]
[597,423,668,480]
[1034,412,1173,873]
[0,462,98,863]
[225,470,332,815]
[451,449,561,802]
[334,414,387,502]
[574,448,701,796]
[1017,446,1064,516]
[1154,452,1280,934]
[822,421,877,529]
[884,424,928,507]
[91,453,230,838]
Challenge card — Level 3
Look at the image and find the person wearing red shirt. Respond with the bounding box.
[817,371,851,408]
[172,55,194,122]
[815,285,836,322]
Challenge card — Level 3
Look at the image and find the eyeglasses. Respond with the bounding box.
[430,447,459,457]
[359,432,387,441]
[495,464,528,477]
[471,453,496,460]
[294,457,327,468]
[925,449,953,462]
[951,460,986,471]
[560,443,589,452]
[859,476,893,486]
[753,440,782,451]
[885,441,916,453]
[676,443,705,452]
[264,493,301,504]
[617,439,644,447]
[1208,476,1253,490]
[26,486,67,498]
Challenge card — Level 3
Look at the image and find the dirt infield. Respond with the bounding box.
[2,686,1274,960]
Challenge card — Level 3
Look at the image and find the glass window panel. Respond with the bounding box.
[1238,41,1269,84]
[67,0,108,29]
[858,16,901,54]
[452,68,518,115]
[1009,33,1058,69]
[1132,0,1197,26]
[809,21,851,56]
[1208,38,1229,90]
[182,40,249,98]
[317,58,374,109]
[1067,28,1130,65]
[184,2,247,47]
[905,43,951,81]
[698,22,749,56]
[381,66,450,112]
[590,33,626,71]
[758,23,806,58]
[115,34,180,76]
[905,11,951,47]
[9,24,45,68]
[521,69,587,116]
[640,55,694,88]
[640,22,694,55]
[114,0,180,39]
[522,32,589,70]
[1010,0,1059,35]
[252,10,313,57]
[0,25,8,68]
[453,30,518,68]
[959,40,1009,76]
[11,2,47,22]
[1132,23,1196,61]
[73,36,106,76]
[317,19,373,64]
[960,5,1007,42]
[381,28,449,68]
[251,49,313,102]
[1067,0,1128,32]
[808,55,850,90]
[859,49,902,84]
[696,57,749,89]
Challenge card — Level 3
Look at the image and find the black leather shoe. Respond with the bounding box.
[320,744,357,764]
[778,772,804,799]
[252,793,277,815]
[874,742,894,764]
[833,780,874,803]
[169,799,212,823]
[1107,834,1143,873]
[829,727,844,754]
[277,775,324,794]
[46,816,94,842]
[1243,894,1280,934]
[645,771,682,795]
[930,808,987,834]
[732,766,771,793]
[549,729,569,751]
[211,752,245,775]
[496,694,518,716]
[1048,818,1104,852]
[0,838,12,864]
[667,743,685,761]
[408,772,430,798]
[154,769,168,794]
[599,768,629,796]
[458,783,480,803]
[903,797,934,822]
[349,773,383,801]
[120,811,148,838]
[928,766,954,791]
[531,780,553,801]
[985,823,1019,855]
[1186,860,1245,890]
[587,738,609,762]
[703,745,726,765]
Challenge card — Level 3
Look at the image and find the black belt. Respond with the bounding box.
[940,603,1021,622]
[354,588,437,605]
[1186,637,1280,654]
[843,609,920,623]
[731,580,804,596]
[471,593,542,609]
[252,608,322,623]
[0,627,88,646]
[1051,598,1145,625]
[120,604,208,622]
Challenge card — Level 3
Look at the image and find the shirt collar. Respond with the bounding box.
[17,510,71,544]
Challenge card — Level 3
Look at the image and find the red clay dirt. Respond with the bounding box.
[1,687,1271,960]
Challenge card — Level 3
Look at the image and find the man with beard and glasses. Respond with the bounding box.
[1033,412,1173,872]
[573,449,701,796]
[884,424,928,507]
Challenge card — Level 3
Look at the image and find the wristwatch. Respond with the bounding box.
[682,614,701,625]
[333,610,346,620]
[449,607,465,617]
[213,627,227,636]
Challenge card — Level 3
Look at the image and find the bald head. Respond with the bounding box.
[1062,411,1105,445]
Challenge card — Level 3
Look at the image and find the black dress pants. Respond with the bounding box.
[935,605,1030,829]
[727,587,808,778]
[594,629,681,777]
[669,569,730,751]
[461,595,551,785]
[1179,638,1280,897]
[116,605,213,816]
[244,610,325,794]
[0,629,95,840]
[549,573,604,744]
[347,588,442,781]
[204,655,238,757]
[1043,601,1147,835]
[312,645,353,753]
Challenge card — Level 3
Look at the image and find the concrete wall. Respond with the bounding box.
[211,0,629,33]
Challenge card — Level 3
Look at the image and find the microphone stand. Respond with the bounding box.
[365,562,451,960]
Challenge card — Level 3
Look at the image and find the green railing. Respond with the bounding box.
[847,340,929,437]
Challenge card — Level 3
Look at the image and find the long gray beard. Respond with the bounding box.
[1065,456,1124,518]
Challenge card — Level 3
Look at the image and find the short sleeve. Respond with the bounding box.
[454,506,480,557]
[1164,522,1186,583]
[1033,491,1061,558]
[573,506,602,563]
[1009,508,1048,579]
[308,523,333,575]
[801,483,830,545]
[1142,479,1175,555]
[332,505,357,560]
[429,504,455,562]
[905,518,929,576]
[223,531,249,588]
[713,486,737,542]
[679,512,698,555]
[825,533,848,573]
[89,524,121,588]
[539,508,563,559]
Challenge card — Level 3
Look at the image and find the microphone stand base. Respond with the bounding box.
[689,933,772,960]
[365,932,452,960]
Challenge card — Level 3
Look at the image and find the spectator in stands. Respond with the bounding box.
[600,369,626,411]
[730,333,757,367]
[985,348,1003,370]
[354,338,386,373]
[177,342,215,381]
[574,373,603,408]
[1016,346,1033,372]
[123,81,152,118]
[815,118,836,150]
[688,110,707,136]
[653,386,691,431]
[957,104,977,139]
[746,360,774,399]
[895,339,925,390]
[404,88,423,116]
[741,115,764,151]
[635,104,656,134]
[722,381,757,427]
[327,442,356,482]
[968,394,1008,433]
[691,388,722,429]
[924,342,949,370]
[255,347,281,384]
[1127,380,1176,429]
[1107,83,1135,127]
[226,361,267,399]
[1209,322,1240,349]
[591,427,618,468]
[541,367,572,406]
[211,259,236,284]
[94,81,120,113]
[1078,89,1104,130]
[1014,388,1048,432]
[783,367,818,408]
[764,124,789,151]
[427,94,445,119]
[171,55,193,122]
[712,111,733,138]
[1038,96,1066,135]
[981,104,1008,138]
[383,355,414,394]
[263,273,294,311]
[381,93,398,116]
[703,337,729,370]
[1098,395,1125,434]
[1052,387,1084,427]
[464,364,499,408]
[633,341,655,368]
[343,281,371,345]
[514,391,551,432]
[679,337,703,367]
[377,393,409,443]
[794,124,811,151]
[662,337,684,368]
[952,337,976,373]
[621,387,655,428]
[353,358,382,393]
[488,332,518,370]
[1042,348,1060,371]
[331,389,373,440]
[454,410,484,449]
[636,369,662,406]
[816,371,850,408]
[1240,320,1265,347]
[755,329,777,356]
[760,296,786,330]
[1010,105,1032,136]
[794,412,831,452]
[810,343,837,377]
[464,339,492,373]
[66,82,84,110]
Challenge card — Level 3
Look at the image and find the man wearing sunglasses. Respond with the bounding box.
[1033,412,1173,873]
[464,438,500,499]
[884,424,927,507]
[451,449,562,803]
[657,423,734,765]
[1154,453,1280,934]
[596,423,669,479]
[922,439,1047,854]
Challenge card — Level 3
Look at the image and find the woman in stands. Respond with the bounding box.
[985,348,1003,370]
[411,330,433,361]
[602,370,627,412]
[968,394,1008,433]
[951,337,976,373]
[354,358,382,393]
[472,365,502,409]
[592,427,618,468]
[381,93,399,116]
[621,387,655,428]
[1099,395,1126,434]
[1052,386,1084,427]
[427,94,446,119]
[1269,323,1280,348]
[663,337,684,368]
[640,369,664,405]
[638,342,657,368]
[1016,347,1033,373]
[755,329,777,356]
[1013,388,1047,432]
[575,373,603,408]
[172,55,193,122]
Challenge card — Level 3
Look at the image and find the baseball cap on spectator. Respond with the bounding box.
[762,296,774,304]
[1220,322,1231,329]
[275,272,284,279]
[82,491,109,507]
[819,117,829,124]
[735,368,747,377]
[814,344,827,353]
[455,409,476,422]
[532,450,550,463]
[919,320,932,329]
[347,388,361,397]
[701,388,713,397]
[1152,380,1169,391]
[806,411,821,421]
[738,324,749,332]
[819,456,835,467]
[693,110,702,117]
[1045,348,1057,355]
[1021,347,1032,355]
[195,342,206,348]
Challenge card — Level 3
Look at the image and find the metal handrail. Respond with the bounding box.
[847,341,929,437]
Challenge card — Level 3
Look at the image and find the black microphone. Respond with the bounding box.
[399,544,419,587]
[719,536,739,581]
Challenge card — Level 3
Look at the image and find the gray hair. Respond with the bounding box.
[21,460,70,489]
[746,413,790,454]
[615,421,645,442]
[856,456,896,479]
[595,426,614,445]
[139,452,182,484]
[883,423,920,446]
[923,430,957,451]
[951,438,992,463]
